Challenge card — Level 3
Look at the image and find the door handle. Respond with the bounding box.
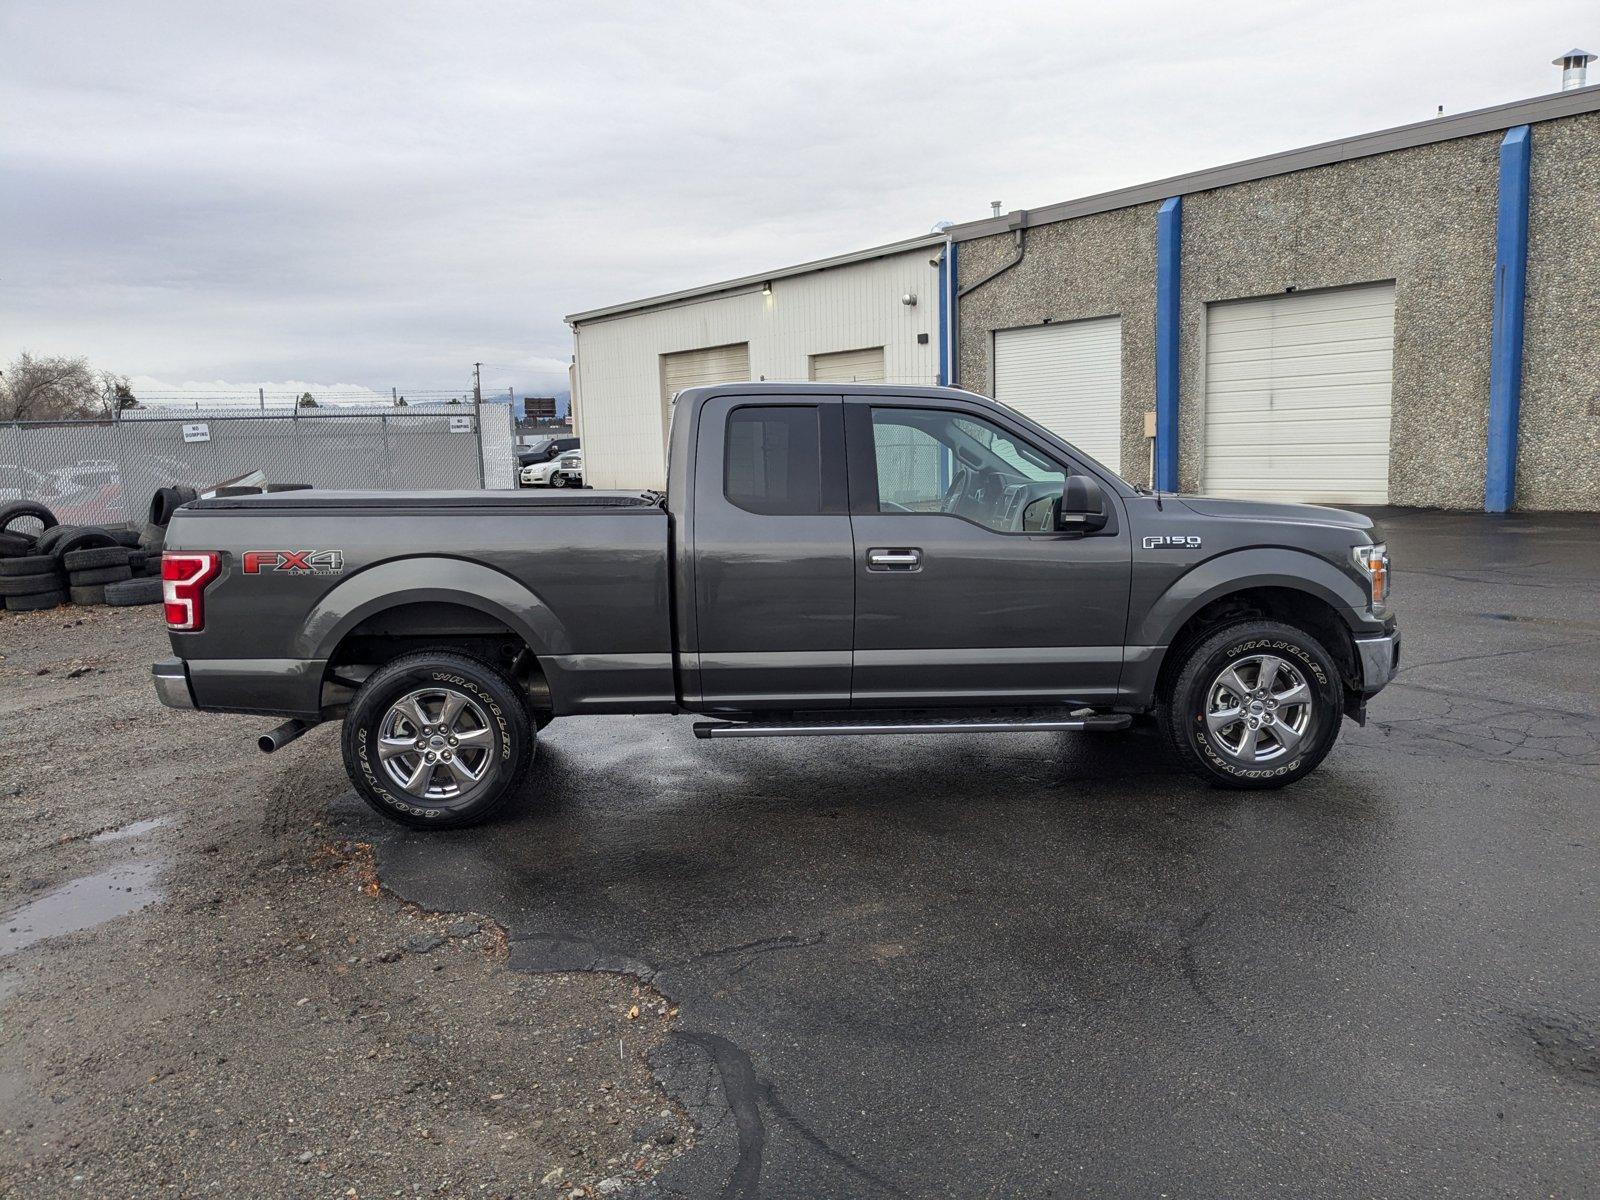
[867,548,922,572]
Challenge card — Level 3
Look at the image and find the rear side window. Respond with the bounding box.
[725,406,821,515]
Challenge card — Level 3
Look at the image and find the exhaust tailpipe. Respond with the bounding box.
[258,718,316,753]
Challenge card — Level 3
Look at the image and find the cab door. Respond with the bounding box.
[690,395,854,709]
[845,398,1131,706]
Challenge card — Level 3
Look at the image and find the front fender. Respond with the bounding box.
[1132,547,1373,651]
[296,557,572,663]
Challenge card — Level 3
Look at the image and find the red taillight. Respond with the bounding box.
[162,552,221,631]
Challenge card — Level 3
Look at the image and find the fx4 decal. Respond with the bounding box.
[1143,535,1202,550]
[242,550,345,576]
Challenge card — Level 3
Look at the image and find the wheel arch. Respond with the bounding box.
[1129,550,1368,709]
[299,558,571,715]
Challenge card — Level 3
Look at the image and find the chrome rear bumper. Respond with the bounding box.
[152,657,196,709]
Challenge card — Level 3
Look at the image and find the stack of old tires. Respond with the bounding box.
[0,502,69,611]
[139,485,200,556]
[0,500,167,613]
[62,537,162,607]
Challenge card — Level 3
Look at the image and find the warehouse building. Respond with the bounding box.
[950,76,1600,511]
[568,69,1599,510]
[567,234,954,489]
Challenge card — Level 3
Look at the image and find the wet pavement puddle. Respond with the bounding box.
[0,860,166,957]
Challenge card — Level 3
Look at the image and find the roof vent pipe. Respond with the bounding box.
[1554,48,1596,90]
[990,200,1003,218]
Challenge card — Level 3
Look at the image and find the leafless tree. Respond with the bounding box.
[0,352,103,421]
[98,370,139,417]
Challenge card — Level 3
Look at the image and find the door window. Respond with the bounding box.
[725,406,823,515]
[868,408,1066,533]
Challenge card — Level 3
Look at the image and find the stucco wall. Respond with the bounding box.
[1520,111,1600,510]
[1177,133,1500,507]
[955,205,1159,485]
[954,113,1600,510]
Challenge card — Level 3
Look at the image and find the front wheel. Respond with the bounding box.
[549,473,568,488]
[342,651,534,829]
[1156,620,1344,789]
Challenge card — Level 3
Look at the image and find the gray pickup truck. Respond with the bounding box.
[153,383,1398,828]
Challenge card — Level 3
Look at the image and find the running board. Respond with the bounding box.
[693,710,1133,739]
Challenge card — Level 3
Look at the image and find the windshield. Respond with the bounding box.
[980,394,1138,490]
[949,416,1059,481]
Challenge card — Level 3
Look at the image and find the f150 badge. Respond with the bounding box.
[1142,535,1202,550]
[242,550,345,575]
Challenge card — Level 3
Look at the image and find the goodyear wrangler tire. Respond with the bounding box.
[1156,620,1343,790]
[341,651,533,830]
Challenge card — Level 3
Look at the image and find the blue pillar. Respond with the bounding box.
[1154,197,1182,491]
[1486,125,1531,513]
[937,239,958,388]
[936,243,949,387]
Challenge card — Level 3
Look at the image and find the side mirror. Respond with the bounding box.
[1055,475,1108,533]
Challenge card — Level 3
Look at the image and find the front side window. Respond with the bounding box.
[869,408,1066,533]
[725,406,822,515]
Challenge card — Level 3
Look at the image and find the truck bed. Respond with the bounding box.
[164,489,675,718]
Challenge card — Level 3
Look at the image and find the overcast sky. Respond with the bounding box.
[1,0,1592,404]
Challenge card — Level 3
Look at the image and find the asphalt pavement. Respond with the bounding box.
[342,509,1600,1198]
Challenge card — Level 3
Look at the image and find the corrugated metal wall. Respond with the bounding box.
[573,247,942,489]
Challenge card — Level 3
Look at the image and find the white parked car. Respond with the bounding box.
[519,458,565,487]
[549,449,583,488]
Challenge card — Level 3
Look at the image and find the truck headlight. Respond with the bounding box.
[1353,543,1390,614]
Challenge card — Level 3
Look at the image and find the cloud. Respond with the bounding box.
[0,0,1587,392]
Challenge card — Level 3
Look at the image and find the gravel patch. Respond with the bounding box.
[0,606,690,1197]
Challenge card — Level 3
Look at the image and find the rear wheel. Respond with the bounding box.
[342,651,533,829]
[1156,620,1344,789]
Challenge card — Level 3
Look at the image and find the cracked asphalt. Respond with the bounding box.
[341,509,1600,1198]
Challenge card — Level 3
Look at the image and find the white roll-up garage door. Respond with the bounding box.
[660,342,750,435]
[993,317,1122,474]
[1203,284,1395,504]
[809,346,885,384]
[661,342,750,396]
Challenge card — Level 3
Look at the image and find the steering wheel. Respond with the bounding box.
[940,467,969,513]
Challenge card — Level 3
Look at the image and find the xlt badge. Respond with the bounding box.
[1143,535,1202,550]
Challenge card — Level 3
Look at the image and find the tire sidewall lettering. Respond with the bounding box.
[1191,636,1331,780]
[356,669,513,819]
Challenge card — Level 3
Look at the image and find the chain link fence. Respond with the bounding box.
[0,405,518,526]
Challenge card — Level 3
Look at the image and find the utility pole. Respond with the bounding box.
[258,386,265,412]
[470,365,486,488]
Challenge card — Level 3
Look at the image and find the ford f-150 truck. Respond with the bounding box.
[152,383,1398,828]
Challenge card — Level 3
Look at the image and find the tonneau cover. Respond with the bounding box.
[187,489,662,511]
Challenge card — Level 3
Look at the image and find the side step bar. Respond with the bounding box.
[693,711,1133,739]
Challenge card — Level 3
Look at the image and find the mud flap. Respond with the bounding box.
[1343,690,1367,727]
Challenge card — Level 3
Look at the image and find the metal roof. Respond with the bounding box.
[947,83,1600,241]
[565,231,946,325]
